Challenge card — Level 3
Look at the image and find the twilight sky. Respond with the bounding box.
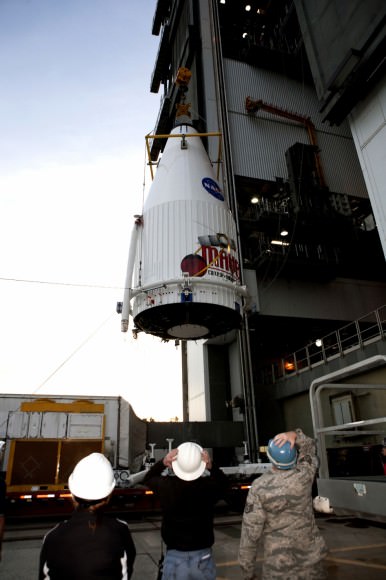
[0,0,183,421]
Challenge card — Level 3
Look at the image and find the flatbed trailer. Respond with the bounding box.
[5,484,159,519]
[0,394,270,519]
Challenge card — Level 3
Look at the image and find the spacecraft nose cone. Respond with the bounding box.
[126,125,245,340]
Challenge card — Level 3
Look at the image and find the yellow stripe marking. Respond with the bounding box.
[216,560,239,568]
[217,557,264,568]
[330,542,386,553]
[326,556,386,570]
[216,544,386,572]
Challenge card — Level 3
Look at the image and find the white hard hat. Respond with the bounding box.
[68,453,116,500]
[172,442,206,481]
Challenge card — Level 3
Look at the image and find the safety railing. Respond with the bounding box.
[264,304,386,383]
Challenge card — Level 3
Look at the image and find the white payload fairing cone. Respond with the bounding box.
[120,122,247,340]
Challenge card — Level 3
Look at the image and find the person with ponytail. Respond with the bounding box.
[39,453,136,579]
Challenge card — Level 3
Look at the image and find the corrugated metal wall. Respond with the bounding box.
[223,59,368,197]
[350,76,386,259]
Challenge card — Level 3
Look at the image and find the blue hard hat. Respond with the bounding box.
[267,439,297,470]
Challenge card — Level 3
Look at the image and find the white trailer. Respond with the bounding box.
[0,394,150,517]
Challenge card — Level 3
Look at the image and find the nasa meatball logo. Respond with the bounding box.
[181,254,207,277]
[202,177,224,201]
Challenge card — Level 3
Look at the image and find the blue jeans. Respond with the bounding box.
[162,548,216,580]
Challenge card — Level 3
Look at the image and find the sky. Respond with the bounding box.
[0,0,183,421]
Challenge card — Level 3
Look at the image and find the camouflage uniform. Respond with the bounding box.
[239,429,327,580]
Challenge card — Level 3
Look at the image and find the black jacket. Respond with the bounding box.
[39,509,136,579]
[143,459,228,551]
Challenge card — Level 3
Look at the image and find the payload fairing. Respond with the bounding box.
[119,117,247,340]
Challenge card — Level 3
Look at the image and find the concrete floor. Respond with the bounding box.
[1,514,386,579]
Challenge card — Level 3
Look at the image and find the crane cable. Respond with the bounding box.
[34,313,114,393]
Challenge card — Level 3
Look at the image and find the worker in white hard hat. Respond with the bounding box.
[143,441,228,580]
[39,452,136,579]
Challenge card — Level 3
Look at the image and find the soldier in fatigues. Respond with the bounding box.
[239,429,327,580]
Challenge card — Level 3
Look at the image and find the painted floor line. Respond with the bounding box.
[326,556,386,570]
[217,557,264,569]
[329,542,386,553]
[216,560,240,568]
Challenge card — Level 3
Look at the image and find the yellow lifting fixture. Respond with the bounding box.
[145,67,223,180]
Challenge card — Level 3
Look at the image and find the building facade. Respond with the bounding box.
[147,0,386,460]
